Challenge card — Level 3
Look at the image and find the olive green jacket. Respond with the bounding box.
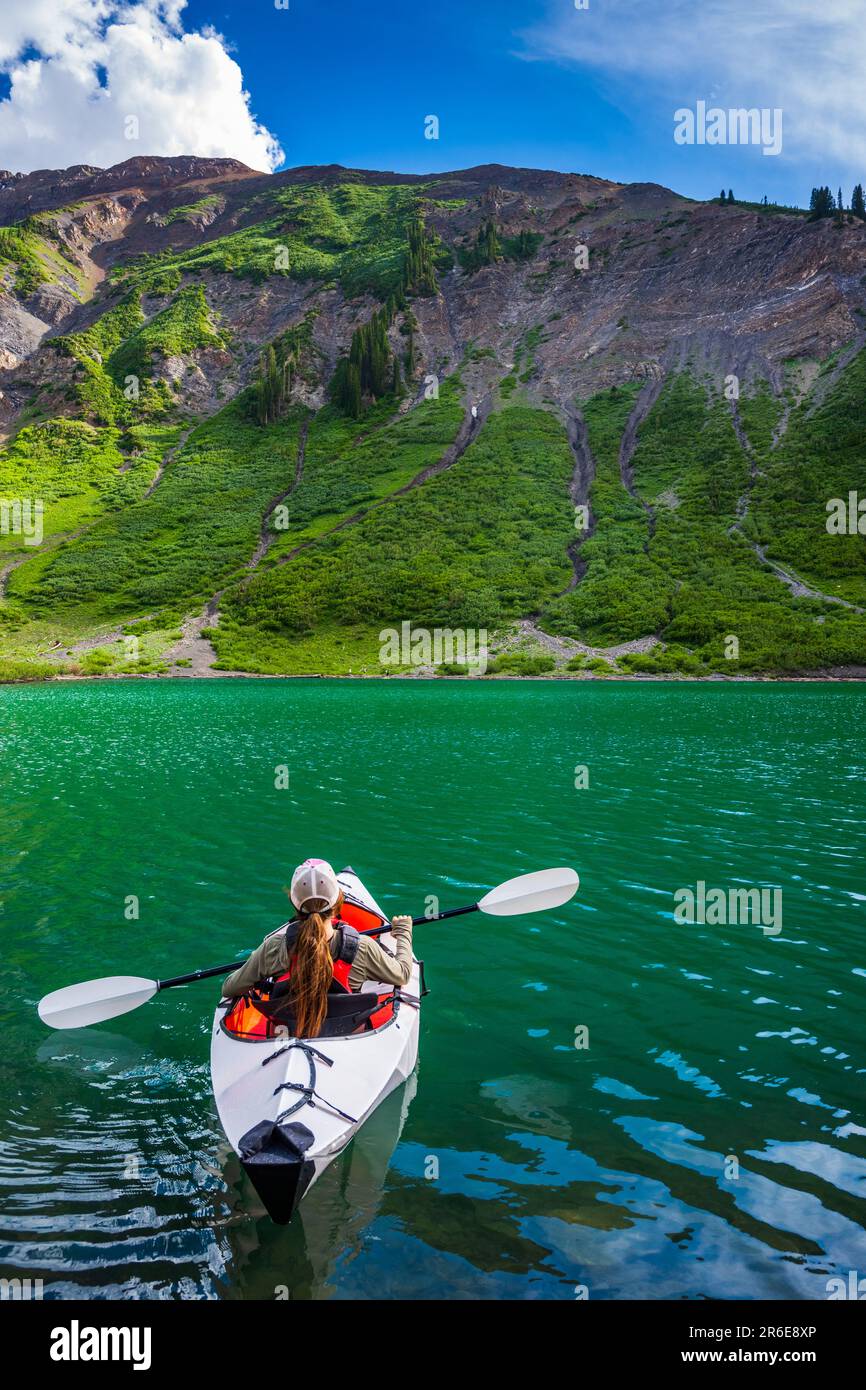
[221,919,414,997]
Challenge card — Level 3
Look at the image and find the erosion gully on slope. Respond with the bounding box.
[562,407,596,592]
[144,425,196,499]
[726,374,866,615]
[268,393,492,571]
[619,372,665,542]
[247,418,310,570]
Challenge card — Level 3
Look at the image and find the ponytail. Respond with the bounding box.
[287,890,345,1038]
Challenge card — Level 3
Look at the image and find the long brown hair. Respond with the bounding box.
[288,890,344,1038]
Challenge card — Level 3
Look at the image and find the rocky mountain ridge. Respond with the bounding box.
[0,155,864,680]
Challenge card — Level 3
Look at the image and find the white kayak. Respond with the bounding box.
[210,868,422,1223]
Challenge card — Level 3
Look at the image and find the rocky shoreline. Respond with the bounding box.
[3,666,866,687]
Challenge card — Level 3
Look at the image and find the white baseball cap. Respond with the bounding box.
[290,858,340,913]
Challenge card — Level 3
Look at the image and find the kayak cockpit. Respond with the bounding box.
[220,985,400,1041]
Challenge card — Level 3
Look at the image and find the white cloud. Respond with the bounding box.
[0,0,283,174]
[521,0,866,172]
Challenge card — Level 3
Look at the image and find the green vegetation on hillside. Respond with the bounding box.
[736,384,783,460]
[254,344,294,427]
[111,286,226,380]
[0,657,65,682]
[0,419,181,549]
[9,400,303,620]
[51,286,224,425]
[162,195,223,225]
[502,229,544,261]
[265,379,465,558]
[459,220,543,272]
[402,215,441,296]
[331,307,398,418]
[214,405,575,673]
[251,314,319,426]
[545,367,866,671]
[5,163,866,683]
[746,348,866,604]
[0,217,85,296]
[544,382,668,640]
[112,184,452,303]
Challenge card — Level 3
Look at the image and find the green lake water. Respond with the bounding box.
[1,679,864,1300]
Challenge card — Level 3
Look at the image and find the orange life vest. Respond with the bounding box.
[222,897,396,1041]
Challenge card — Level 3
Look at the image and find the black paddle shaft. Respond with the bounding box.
[158,962,246,990]
[369,901,480,937]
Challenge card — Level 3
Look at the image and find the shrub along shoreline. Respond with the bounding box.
[2,662,863,687]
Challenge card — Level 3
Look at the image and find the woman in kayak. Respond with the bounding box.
[221,858,413,1038]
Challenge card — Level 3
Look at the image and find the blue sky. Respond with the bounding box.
[0,1,862,206]
[183,0,862,206]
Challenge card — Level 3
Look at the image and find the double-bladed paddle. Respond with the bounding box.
[36,865,579,1030]
[370,865,580,933]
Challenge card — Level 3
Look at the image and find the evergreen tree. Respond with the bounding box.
[728,189,735,204]
[250,323,308,425]
[402,215,438,296]
[344,362,361,418]
[254,345,281,426]
[852,184,866,220]
[720,189,727,203]
[513,229,539,258]
[265,346,279,421]
[478,219,501,264]
[254,339,301,425]
[330,306,396,417]
[462,219,502,271]
[329,357,362,419]
[809,186,835,220]
[254,350,268,425]
[838,186,845,212]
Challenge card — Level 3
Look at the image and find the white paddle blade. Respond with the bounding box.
[38,976,158,1030]
[479,867,579,917]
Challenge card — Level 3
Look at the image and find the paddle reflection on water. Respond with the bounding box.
[36,1028,149,1077]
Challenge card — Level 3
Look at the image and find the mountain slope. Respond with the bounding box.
[1,156,865,680]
